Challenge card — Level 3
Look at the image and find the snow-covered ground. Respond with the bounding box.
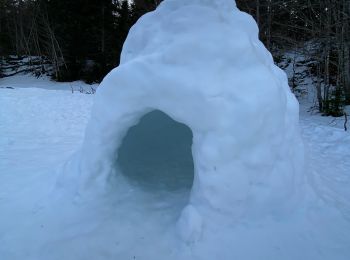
[1,75,350,259]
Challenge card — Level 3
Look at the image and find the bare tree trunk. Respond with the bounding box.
[256,0,260,28]
[101,3,105,54]
[316,63,323,112]
[266,0,272,50]
[343,0,350,104]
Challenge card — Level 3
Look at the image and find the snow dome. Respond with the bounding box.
[60,0,304,241]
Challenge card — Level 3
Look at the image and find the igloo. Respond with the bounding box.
[60,0,304,241]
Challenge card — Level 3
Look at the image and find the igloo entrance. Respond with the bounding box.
[117,110,194,193]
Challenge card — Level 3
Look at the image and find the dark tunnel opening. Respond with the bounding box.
[117,110,194,193]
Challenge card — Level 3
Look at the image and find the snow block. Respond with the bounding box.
[60,0,304,240]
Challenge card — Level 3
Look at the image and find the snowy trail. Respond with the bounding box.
[300,118,350,220]
[1,80,350,259]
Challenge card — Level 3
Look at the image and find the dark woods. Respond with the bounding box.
[237,0,350,116]
[0,0,350,115]
[0,0,159,83]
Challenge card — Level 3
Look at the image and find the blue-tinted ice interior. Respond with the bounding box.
[117,110,194,192]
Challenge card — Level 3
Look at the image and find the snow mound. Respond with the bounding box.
[59,0,304,240]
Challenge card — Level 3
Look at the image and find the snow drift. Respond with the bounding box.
[59,0,304,241]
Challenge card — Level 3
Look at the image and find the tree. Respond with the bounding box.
[237,0,350,116]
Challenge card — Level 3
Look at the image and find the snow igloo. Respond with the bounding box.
[61,0,304,241]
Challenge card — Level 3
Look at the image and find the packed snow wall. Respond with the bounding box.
[59,0,304,241]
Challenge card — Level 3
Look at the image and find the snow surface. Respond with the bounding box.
[1,0,350,258]
[1,76,350,259]
[0,74,97,92]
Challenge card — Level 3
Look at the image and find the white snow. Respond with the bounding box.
[0,74,350,259]
[1,0,350,259]
[0,74,97,92]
